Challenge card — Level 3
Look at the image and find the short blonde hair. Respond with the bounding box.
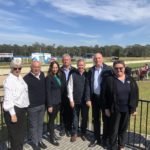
[10,58,22,68]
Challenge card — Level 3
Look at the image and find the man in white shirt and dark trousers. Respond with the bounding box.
[67,59,89,142]
[24,61,47,150]
[59,54,76,137]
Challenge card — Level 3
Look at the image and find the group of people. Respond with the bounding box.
[3,52,139,150]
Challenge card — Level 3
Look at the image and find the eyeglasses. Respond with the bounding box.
[114,67,124,71]
[13,67,22,71]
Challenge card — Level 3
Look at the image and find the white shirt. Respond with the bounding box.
[3,73,30,115]
[67,74,74,102]
[30,72,41,80]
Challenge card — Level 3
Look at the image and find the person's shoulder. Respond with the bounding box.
[23,72,32,81]
[3,74,15,87]
[88,66,95,72]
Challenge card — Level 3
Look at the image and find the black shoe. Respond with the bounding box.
[30,143,41,150]
[38,141,47,149]
[66,130,71,137]
[54,133,61,140]
[101,139,109,149]
[50,139,59,146]
[81,135,87,141]
[88,140,100,147]
[59,130,65,136]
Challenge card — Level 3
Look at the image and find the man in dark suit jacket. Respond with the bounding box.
[86,53,111,147]
[59,54,76,137]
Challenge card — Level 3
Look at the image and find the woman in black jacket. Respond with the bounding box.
[46,61,64,146]
[102,60,139,150]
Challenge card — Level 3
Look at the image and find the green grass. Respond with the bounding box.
[127,80,150,135]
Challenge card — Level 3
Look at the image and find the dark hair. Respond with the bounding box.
[113,60,125,67]
[47,61,61,77]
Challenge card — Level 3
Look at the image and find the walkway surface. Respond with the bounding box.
[0,129,150,150]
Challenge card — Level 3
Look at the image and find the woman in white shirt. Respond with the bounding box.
[3,59,29,150]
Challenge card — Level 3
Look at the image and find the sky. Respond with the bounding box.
[0,0,150,47]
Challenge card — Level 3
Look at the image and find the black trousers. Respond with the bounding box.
[102,109,110,140]
[48,105,60,139]
[92,94,102,142]
[72,103,89,135]
[109,111,130,150]
[60,98,73,132]
[4,107,26,150]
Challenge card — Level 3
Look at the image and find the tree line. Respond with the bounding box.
[0,42,150,57]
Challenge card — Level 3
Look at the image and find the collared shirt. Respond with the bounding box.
[31,72,41,80]
[3,73,30,115]
[63,67,71,81]
[94,66,103,95]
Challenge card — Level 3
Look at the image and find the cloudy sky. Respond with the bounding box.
[0,0,150,46]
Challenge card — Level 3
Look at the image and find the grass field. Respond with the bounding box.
[129,80,150,135]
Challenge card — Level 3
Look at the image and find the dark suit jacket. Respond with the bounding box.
[46,74,65,107]
[86,63,112,102]
[60,66,76,103]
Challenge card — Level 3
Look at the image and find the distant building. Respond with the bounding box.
[83,53,94,59]
[0,53,13,62]
[31,53,51,64]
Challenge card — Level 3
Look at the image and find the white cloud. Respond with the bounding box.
[38,10,79,27]
[0,9,28,31]
[112,25,150,41]
[0,32,53,45]
[47,29,100,38]
[43,0,150,24]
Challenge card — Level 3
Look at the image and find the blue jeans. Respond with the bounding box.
[72,103,89,136]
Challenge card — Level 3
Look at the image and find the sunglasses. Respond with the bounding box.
[114,67,124,71]
[13,67,22,71]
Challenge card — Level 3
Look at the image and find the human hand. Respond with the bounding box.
[132,111,137,116]
[86,100,92,107]
[105,109,111,117]
[11,115,17,123]
[70,101,75,108]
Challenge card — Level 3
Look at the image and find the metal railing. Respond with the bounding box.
[0,96,150,149]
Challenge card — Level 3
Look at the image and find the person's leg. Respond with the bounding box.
[70,104,80,142]
[102,109,110,147]
[37,105,45,142]
[59,103,65,136]
[28,107,39,146]
[63,98,72,135]
[92,100,101,142]
[118,112,130,149]
[48,105,60,146]
[81,103,89,136]
[4,107,26,150]
[37,105,47,149]
[109,112,121,150]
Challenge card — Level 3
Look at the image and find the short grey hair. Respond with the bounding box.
[62,54,71,59]
[77,58,85,64]
[10,58,22,68]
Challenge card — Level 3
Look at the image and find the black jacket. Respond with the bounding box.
[46,74,65,107]
[85,64,112,102]
[60,66,76,102]
[102,74,139,114]
[24,72,46,108]
[69,70,88,104]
